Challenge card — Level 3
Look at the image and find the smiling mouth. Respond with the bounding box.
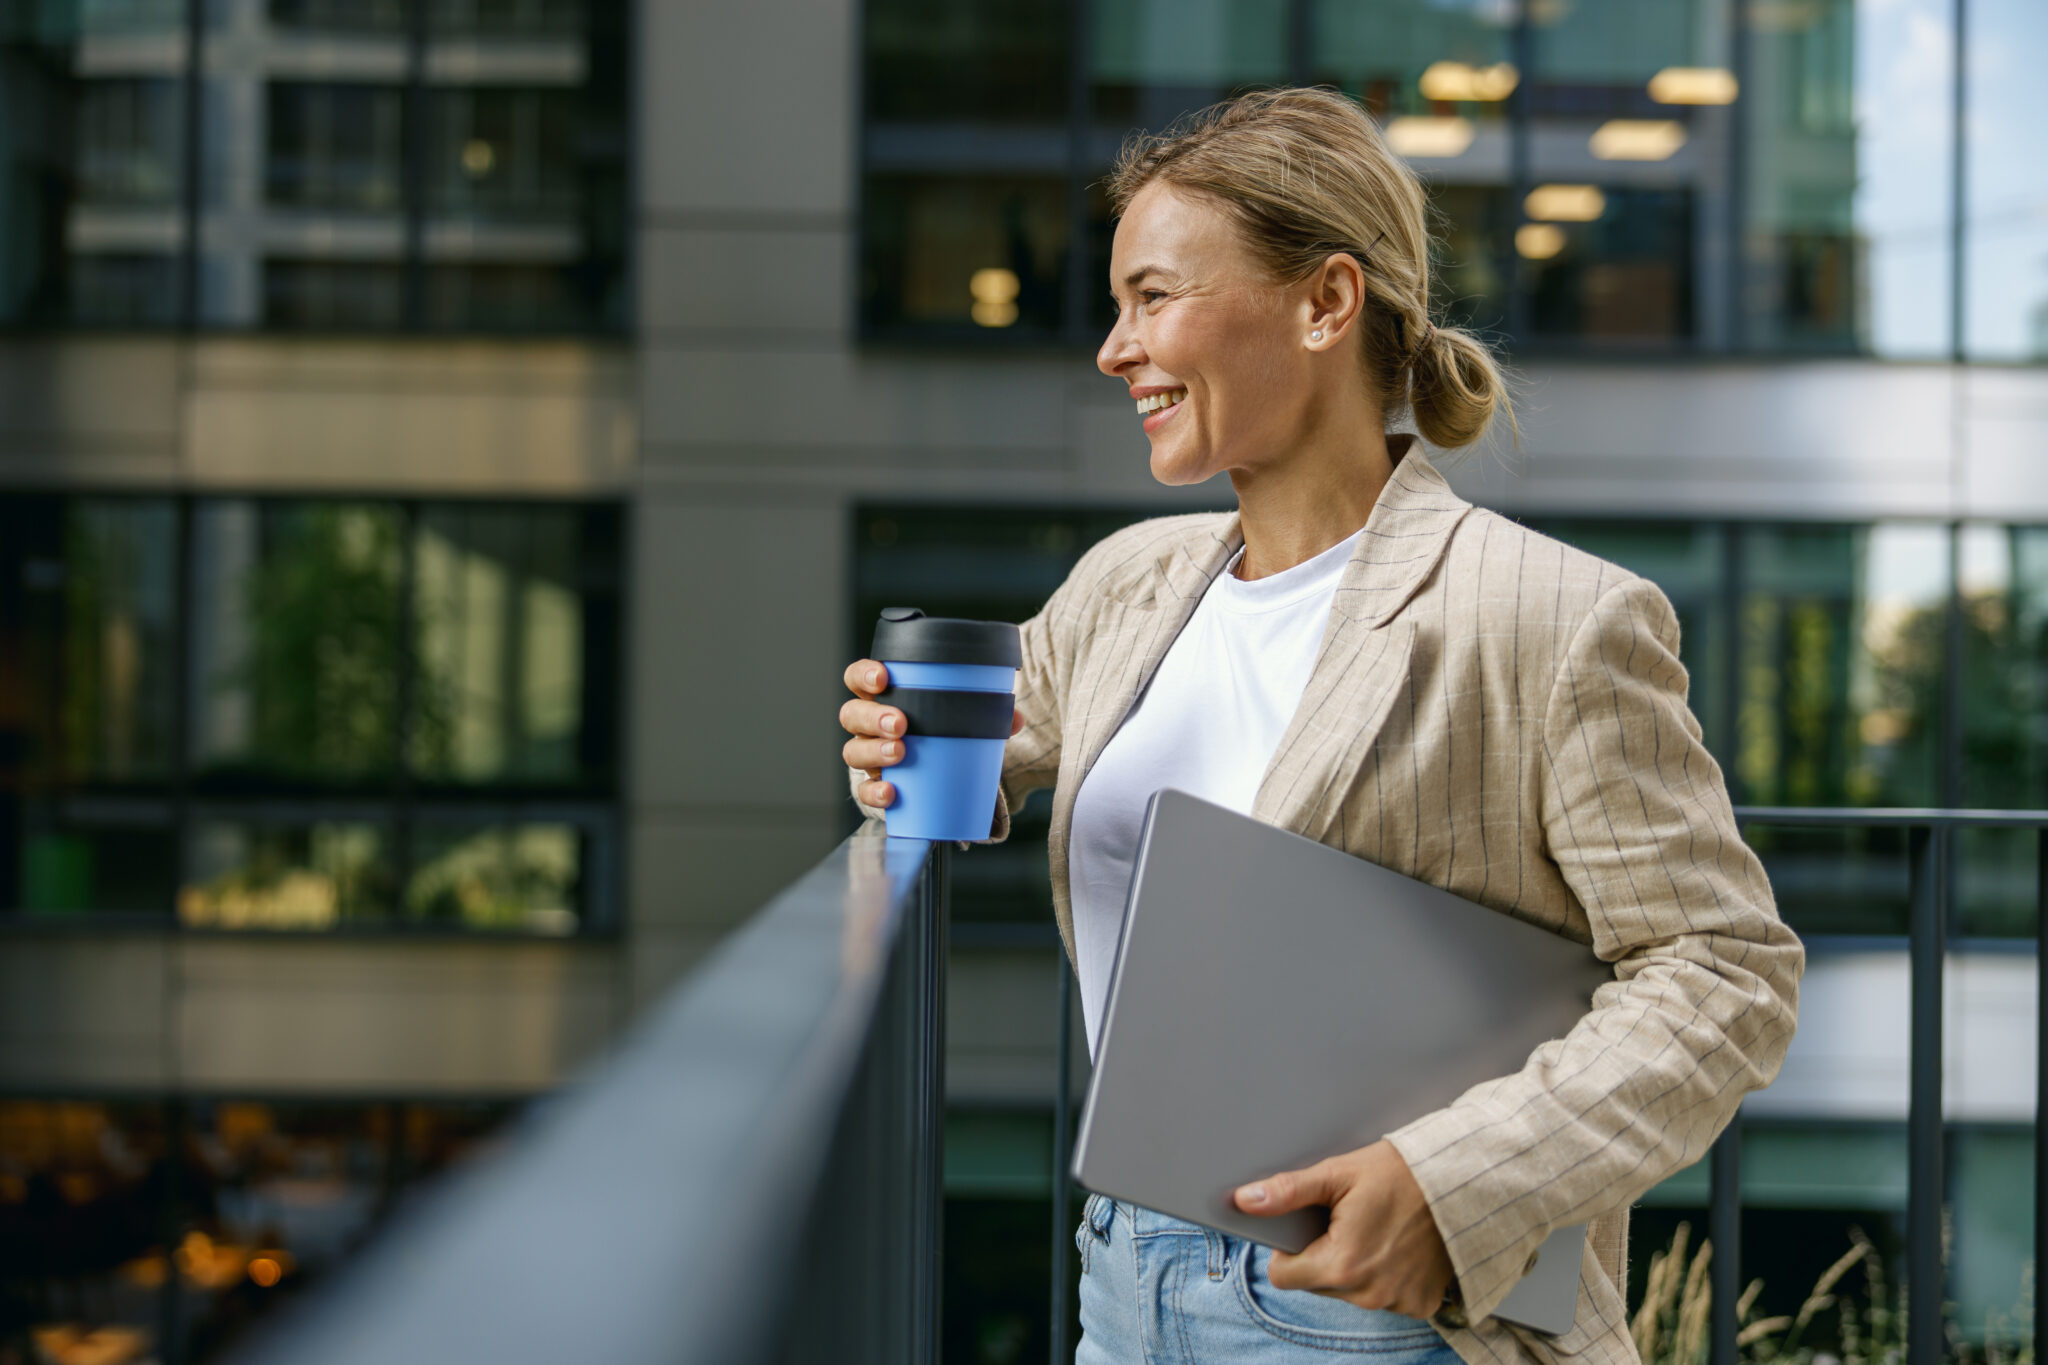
[1137,388,1187,432]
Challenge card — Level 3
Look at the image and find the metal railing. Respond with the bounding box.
[226,823,950,1365]
[218,805,2048,1365]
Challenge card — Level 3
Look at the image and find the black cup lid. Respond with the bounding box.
[871,606,1021,668]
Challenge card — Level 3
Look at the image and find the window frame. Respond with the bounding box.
[0,490,626,938]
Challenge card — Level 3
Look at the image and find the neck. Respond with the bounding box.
[1228,423,1401,582]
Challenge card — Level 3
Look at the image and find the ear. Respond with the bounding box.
[1302,251,1367,352]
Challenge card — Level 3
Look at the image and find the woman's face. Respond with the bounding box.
[1097,181,1315,487]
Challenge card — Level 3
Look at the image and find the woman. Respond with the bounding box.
[841,87,1802,1365]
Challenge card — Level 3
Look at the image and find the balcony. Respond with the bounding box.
[219,809,2047,1364]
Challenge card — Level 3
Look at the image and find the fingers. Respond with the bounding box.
[838,695,907,743]
[1011,711,1025,735]
[843,659,889,697]
[1235,1160,1341,1218]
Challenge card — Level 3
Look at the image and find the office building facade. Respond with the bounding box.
[4,0,2047,1359]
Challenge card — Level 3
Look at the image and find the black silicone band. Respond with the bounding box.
[876,685,1015,740]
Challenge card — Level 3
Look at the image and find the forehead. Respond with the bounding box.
[1110,182,1245,279]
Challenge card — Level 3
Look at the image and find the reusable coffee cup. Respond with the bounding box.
[871,606,1021,841]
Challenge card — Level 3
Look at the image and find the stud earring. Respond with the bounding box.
[1310,329,1324,341]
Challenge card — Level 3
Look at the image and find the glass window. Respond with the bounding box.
[269,0,409,30]
[404,821,583,932]
[1964,0,2048,359]
[1523,0,1731,346]
[0,1100,172,1365]
[1736,523,1948,808]
[0,1,187,326]
[263,259,408,329]
[1949,1126,2031,1352]
[865,0,1070,125]
[191,0,626,330]
[412,506,598,786]
[191,502,405,784]
[1090,0,1288,130]
[430,0,586,35]
[0,494,619,930]
[266,83,408,213]
[861,174,1068,335]
[1,1098,520,1365]
[1955,523,2048,939]
[18,812,180,916]
[180,820,397,929]
[1744,0,1955,356]
[0,499,181,916]
[176,1101,393,1360]
[942,1107,1075,1365]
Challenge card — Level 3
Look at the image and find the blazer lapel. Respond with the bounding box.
[1251,447,1472,841]
[1054,516,1239,843]
[1049,443,1473,912]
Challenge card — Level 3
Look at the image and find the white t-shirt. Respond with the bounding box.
[1068,524,1365,1057]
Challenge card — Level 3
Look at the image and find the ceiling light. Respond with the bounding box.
[1515,223,1566,260]
[970,267,1020,327]
[1524,184,1606,221]
[1648,66,1739,104]
[1418,60,1519,103]
[1589,119,1687,161]
[1385,116,1475,159]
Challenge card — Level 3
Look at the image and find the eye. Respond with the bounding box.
[1140,289,1167,304]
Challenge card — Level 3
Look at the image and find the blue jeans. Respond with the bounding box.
[1075,1193,1464,1363]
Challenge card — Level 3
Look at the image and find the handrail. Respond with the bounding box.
[1721,807,2048,1365]
[226,823,949,1365]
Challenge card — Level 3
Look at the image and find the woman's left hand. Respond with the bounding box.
[1233,1139,1457,1320]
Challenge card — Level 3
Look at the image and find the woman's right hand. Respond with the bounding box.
[841,658,1026,810]
[841,658,907,810]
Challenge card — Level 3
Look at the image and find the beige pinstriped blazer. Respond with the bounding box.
[849,437,1803,1365]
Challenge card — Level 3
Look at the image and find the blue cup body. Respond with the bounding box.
[884,660,1015,693]
[880,657,1014,841]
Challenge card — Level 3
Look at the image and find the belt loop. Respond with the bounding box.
[1087,1192,1115,1241]
[1205,1227,1229,1280]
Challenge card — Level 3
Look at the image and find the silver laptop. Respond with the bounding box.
[1072,788,1609,1335]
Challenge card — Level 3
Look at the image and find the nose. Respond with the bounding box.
[1097,307,1141,378]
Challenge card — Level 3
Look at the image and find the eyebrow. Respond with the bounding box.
[1119,264,1175,289]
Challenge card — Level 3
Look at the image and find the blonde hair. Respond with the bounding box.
[1105,86,1514,451]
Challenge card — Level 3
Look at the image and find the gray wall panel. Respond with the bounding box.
[627,494,847,809]
[185,341,636,493]
[638,346,1072,455]
[0,937,172,1089]
[639,0,854,217]
[640,225,851,337]
[173,940,615,1092]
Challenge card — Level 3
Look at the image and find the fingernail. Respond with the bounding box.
[881,714,899,736]
[885,741,901,759]
[869,669,883,687]
[1238,1184,1267,1206]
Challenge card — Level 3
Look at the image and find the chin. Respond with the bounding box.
[1148,449,1213,487]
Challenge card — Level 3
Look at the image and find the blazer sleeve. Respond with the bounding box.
[1384,575,1805,1325]
[846,543,1093,844]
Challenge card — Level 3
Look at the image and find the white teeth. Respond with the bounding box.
[1135,388,1188,414]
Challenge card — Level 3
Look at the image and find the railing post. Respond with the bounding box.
[915,842,950,1365]
[1051,960,1075,1365]
[1708,1119,1741,1365]
[1907,823,1945,1365]
[2036,826,2047,1361]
